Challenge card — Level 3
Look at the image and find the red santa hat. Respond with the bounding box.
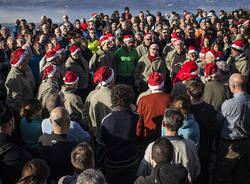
[53,45,64,55]
[206,50,217,58]
[10,48,28,67]
[123,35,133,42]
[235,22,242,28]
[69,45,80,56]
[188,46,197,55]
[42,65,57,80]
[242,19,249,25]
[204,63,219,79]
[94,66,114,85]
[173,60,200,86]
[106,33,115,40]
[63,71,79,85]
[199,47,210,57]
[80,23,88,30]
[144,33,152,40]
[174,37,184,44]
[148,72,165,90]
[231,40,245,51]
[98,36,110,47]
[92,13,97,17]
[46,50,58,62]
[171,32,179,41]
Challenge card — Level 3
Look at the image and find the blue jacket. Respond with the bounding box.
[20,116,43,148]
[162,114,200,149]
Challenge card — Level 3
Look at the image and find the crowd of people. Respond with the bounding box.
[0,6,250,184]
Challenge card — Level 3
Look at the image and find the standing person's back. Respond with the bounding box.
[0,102,32,184]
[137,72,171,144]
[85,66,114,137]
[97,84,140,184]
[186,80,217,184]
[38,107,76,182]
[20,99,43,150]
[202,63,231,112]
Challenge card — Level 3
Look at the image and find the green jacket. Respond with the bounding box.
[65,56,89,89]
[60,85,84,123]
[89,49,115,73]
[227,53,249,80]
[37,78,60,108]
[115,47,139,77]
[136,43,149,58]
[88,39,99,54]
[5,66,35,111]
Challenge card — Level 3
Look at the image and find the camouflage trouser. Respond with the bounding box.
[214,138,250,184]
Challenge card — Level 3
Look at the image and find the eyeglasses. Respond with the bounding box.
[89,32,96,34]
[162,32,168,34]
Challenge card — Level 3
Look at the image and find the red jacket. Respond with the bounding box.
[137,92,171,140]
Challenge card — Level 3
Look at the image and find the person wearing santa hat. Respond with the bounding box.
[165,38,186,80]
[137,72,171,145]
[171,61,200,99]
[227,40,249,79]
[136,33,152,58]
[89,36,115,74]
[60,71,85,127]
[203,63,230,112]
[134,44,167,93]
[187,46,198,62]
[205,50,217,64]
[114,35,139,87]
[42,48,66,87]
[106,33,118,53]
[162,32,180,58]
[37,65,61,108]
[82,66,114,137]
[5,48,35,111]
[65,45,90,101]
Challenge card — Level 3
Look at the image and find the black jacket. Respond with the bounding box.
[0,133,32,184]
[135,162,188,184]
[38,132,76,182]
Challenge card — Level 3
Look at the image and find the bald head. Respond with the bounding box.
[229,73,245,93]
[50,107,69,128]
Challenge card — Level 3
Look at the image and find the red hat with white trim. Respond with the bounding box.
[173,60,200,85]
[235,22,242,28]
[46,50,58,62]
[53,45,65,55]
[204,63,219,79]
[199,47,210,57]
[242,19,249,25]
[174,37,183,44]
[42,65,57,80]
[148,72,165,90]
[98,36,110,47]
[188,46,197,54]
[171,32,179,41]
[69,45,80,56]
[94,66,114,85]
[92,13,97,17]
[231,40,245,51]
[63,71,79,85]
[106,33,115,40]
[123,35,133,42]
[10,48,28,67]
[144,33,152,40]
[206,50,217,58]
